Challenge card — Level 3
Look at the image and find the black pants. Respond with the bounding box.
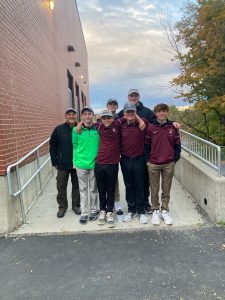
[56,169,80,210]
[94,163,119,212]
[120,156,145,214]
[144,164,151,208]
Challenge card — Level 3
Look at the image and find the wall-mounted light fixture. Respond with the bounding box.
[80,75,84,79]
[75,62,81,67]
[49,0,54,10]
[67,45,75,52]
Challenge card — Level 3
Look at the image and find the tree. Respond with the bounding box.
[168,0,225,145]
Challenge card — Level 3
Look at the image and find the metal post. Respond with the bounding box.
[16,165,26,223]
[217,146,221,177]
[36,149,43,195]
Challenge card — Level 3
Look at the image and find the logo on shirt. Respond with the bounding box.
[153,131,158,134]
[169,129,173,135]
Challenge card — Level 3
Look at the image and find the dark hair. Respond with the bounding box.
[154,103,169,113]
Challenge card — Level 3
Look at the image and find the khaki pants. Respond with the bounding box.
[76,168,99,215]
[147,162,175,211]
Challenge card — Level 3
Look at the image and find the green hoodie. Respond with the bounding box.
[72,125,100,169]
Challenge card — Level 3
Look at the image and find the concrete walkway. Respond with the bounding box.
[11,168,204,236]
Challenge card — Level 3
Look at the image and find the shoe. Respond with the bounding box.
[72,206,81,215]
[151,210,161,226]
[57,209,66,218]
[98,211,106,225]
[145,205,153,214]
[139,214,148,224]
[161,210,173,225]
[114,202,123,215]
[89,212,98,221]
[79,215,88,224]
[123,212,137,222]
[106,212,114,227]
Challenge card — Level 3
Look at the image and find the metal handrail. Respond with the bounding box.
[180,129,221,176]
[7,137,51,223]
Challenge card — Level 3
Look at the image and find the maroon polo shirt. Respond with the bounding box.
[95,120,120,164]
[120,118,149,158]
[146,122,181,164]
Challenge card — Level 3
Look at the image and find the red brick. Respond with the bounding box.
[0,0,89,174]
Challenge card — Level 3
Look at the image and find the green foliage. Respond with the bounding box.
[171,0,225,145]
[168,104,225,145]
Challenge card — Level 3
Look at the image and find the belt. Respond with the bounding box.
[121,155,144,161]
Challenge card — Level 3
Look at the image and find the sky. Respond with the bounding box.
[76,0,187,112]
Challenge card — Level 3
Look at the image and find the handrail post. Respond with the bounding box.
[36,149,43,195]
[16,165,26,223]
[217,146,221,177]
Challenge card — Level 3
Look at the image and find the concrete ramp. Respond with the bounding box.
[11,170,204,235]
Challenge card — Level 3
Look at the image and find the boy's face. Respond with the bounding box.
[101,116,114,127]
[155,109,168,122]
[124,110,136,122]
[81,111,93,123]
[107,102,118,113]
[128,93,139,105]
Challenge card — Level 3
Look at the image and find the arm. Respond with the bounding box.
[174,130,181,162]
[165,119,181,129]
[76,121,83,133]
[49,128,58,167]
[135,114,146,130]
[172,122,181,129]
[174,144,181,162]
[144,126,151,162]
[72,128,78,167]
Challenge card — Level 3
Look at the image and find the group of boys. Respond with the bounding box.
[50,89,181,227]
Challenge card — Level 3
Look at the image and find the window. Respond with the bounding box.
[81,91,86,107]
[75,82,80,120]
[67,71,74,108]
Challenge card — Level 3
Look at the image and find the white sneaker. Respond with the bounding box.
[151,210,161,226]
[161,210,173,225]
[98,210,106,225]
[123,212,137,222]
[139,214,148,224]
[106,212,114,223]
[114,201,123,214]
[106,212,115,228]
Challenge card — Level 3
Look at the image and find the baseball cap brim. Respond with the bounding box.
[65,108,77,114]
[81,107,94,114]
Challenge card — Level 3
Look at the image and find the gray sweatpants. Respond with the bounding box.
[76,168,99,215]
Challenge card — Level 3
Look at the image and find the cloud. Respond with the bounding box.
[77,0,184,108]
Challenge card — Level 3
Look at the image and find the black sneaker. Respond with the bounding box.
[145,205,153,214]
[79,215,88,224]
[57,209,66,218]
[72,206,81,215]
[89,212,98,221]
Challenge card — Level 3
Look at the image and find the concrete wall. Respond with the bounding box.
[0,154,52,234]
[174,151,225,222]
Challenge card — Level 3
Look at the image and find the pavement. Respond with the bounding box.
[1,227,225,300]
[1,170,225,299]
[11,169,204,235]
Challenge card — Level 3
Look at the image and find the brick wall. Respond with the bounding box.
[0,0,89,175]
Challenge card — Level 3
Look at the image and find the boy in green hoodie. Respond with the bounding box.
[72,107,100,224]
